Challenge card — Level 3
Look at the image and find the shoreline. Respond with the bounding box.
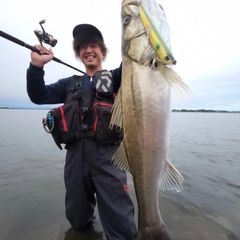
[0,107,239,113]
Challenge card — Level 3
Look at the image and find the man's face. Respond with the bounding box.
[79,43,105,69]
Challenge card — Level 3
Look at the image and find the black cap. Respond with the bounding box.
[72,24,103,42]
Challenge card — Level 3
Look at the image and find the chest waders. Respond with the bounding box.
[42,70,123,149]
[42,71,137,239]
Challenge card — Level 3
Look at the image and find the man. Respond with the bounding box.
[27,24,137,240]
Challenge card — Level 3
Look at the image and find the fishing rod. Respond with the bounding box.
[0,19,85,74]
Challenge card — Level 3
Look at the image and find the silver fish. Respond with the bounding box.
[110,0,188,239]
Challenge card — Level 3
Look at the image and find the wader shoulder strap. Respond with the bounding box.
[67,75,83,94]
[67,71,113,94]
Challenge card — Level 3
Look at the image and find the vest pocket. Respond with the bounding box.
[93,100,123,143]
[50,102,80,147]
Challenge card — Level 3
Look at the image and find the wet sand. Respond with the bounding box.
[159,195,238,240]
[63,182,239,240]
[0,172,238,240]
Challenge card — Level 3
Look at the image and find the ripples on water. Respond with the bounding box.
[0,110,239,240]
[168,112,240,239]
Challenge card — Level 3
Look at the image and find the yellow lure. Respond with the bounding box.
[139,5,176,65]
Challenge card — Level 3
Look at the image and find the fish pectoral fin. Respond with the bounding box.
[159,64,191,94]
[161,159,184,192]
[111,141,131,173]
[110,84,123,129]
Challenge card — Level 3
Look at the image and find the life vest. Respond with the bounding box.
[42,70,123,150]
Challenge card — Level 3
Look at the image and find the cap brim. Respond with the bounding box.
[72,24,103,42]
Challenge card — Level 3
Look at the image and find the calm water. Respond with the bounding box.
[0,109,239,240]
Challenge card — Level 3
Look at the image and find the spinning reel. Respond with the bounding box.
[34,19,57,47]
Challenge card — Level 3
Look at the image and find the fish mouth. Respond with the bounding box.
[131,30,145,39]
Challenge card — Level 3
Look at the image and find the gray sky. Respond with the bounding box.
[0,0,239,111]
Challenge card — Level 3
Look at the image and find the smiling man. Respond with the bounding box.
[26,24,137,240]
[73,24,106,75]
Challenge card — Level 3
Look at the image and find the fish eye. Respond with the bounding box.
[123,15,132,25]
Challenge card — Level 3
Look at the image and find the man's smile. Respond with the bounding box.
[85,55,95,60]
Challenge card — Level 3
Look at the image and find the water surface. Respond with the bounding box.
[0,110,239,240]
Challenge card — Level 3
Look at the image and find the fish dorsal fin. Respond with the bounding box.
[159,64,190,92]
[110,84,123,129]
[111,141,131,173]
[161,159,184,192]
[159,64,191,95]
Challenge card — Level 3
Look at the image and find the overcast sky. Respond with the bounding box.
[0,0,239,111]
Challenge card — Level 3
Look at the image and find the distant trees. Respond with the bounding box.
[171,109,239,113]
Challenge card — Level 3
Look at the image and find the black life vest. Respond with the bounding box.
[43,70,123,150]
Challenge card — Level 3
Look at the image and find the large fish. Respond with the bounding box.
[110,0,188,239]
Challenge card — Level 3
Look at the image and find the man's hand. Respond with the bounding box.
[31,45,53,67]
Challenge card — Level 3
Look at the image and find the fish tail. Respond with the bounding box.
[136,224,172,240]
